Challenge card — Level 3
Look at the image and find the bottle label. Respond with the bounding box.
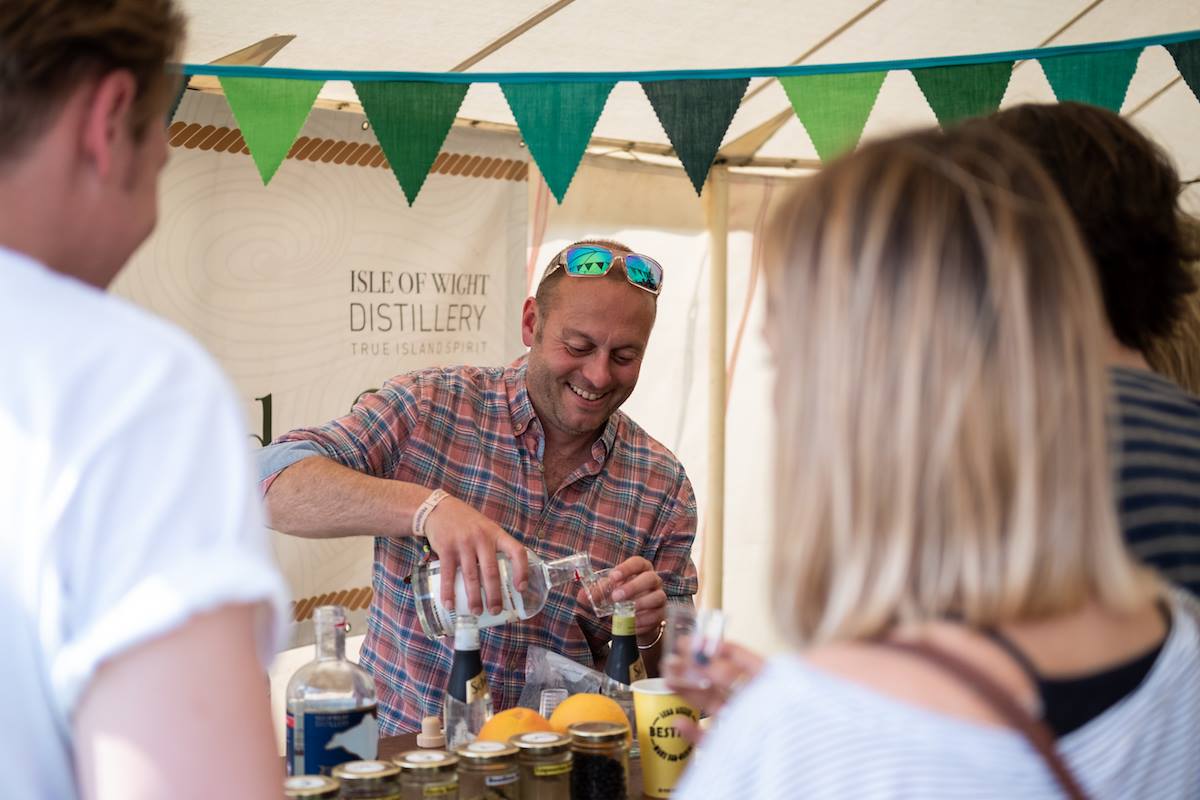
[613,614,637,636]
[291,705,379,776]
[467,670,490,703]
[629,655,647,683]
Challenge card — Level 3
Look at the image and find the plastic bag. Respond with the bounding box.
[516,645,627,710]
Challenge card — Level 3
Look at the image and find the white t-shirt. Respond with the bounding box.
[0,247,289,799]
[676,590,1200,799]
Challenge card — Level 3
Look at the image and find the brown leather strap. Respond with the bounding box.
[877,639,1089,800]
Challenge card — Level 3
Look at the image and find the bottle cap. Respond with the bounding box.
[416,715,446,748]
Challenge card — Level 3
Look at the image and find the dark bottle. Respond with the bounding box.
[604,601,646,686]
[444,614,494,748]
[447,614,491,704]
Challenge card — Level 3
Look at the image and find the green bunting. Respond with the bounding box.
[501,82,614,204]
[1039,48,1142,111]
[780,71,886,162]
[219,76,323,184]
[354,81,469,205]
[1166,41,1200,103]
[912,62,1013,127]
[642,78,749,194]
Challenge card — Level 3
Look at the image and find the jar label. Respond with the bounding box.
[287,705,379,776]
[521,732,561,744]
[422,781,457,796]
[343,761,388,774]
[533,762,572,777]
[485,772,519,786]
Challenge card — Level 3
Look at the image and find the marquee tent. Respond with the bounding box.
[124,1,1200,671]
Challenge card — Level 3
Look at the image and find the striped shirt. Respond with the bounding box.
[676,589,1200,799]
[1113,367,1200,594]
[269,358,698,733]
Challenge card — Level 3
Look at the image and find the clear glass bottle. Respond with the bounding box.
[286,605,379,775]
[396,750,460,799]
[444,614,494,749]
[567,722,629,800]
[512,731,572,800]
[414,550,605,639]
[455,740,520,800]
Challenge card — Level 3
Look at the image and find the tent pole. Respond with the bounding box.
[703,166,729,610]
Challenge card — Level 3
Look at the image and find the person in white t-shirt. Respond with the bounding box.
[671,127,1200,797]
[0,3,289,799]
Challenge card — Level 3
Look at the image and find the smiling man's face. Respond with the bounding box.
[522,264,656,443]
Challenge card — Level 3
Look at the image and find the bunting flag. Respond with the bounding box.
[1039,48,1142,111]
[218,76,324,184]
[501,81,614,204]
[168,77,188,123]
[912,62,1014,127]
[642,78,749,194]
[1166,41,1200,103]
[354,81,469,205]
[780,71,886,162]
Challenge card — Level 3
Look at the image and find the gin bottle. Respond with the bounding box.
[444,614,494,748]
[413,549,605,638]
[286,605,379,775]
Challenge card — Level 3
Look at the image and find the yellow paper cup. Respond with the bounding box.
[631,678,699,797]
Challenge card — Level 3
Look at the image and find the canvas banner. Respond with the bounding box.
[116,90,529,647]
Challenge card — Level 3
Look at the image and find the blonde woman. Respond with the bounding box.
[673,128,1199,798]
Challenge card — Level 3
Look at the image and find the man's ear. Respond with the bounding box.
[521,296,539,347]
[79,69,138,179]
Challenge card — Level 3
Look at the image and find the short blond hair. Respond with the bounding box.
[765,127,1157,646]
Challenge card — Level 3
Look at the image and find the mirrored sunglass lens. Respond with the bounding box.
[623,255,662,291]
[565,246,613,276]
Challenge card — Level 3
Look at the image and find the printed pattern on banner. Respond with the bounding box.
[114,90,528,648]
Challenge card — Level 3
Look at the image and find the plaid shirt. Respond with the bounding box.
[274,357,698,733]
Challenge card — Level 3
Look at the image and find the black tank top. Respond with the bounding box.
[983,601,1172,737]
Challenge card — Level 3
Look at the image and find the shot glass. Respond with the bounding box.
[662,605,726,690]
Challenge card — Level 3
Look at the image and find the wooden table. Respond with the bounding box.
[380,733,647,797]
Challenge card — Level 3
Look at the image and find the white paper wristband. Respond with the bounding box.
[413,488,450,538]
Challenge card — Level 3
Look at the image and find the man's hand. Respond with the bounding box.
[423,495,529,618]
[576,556,667,637]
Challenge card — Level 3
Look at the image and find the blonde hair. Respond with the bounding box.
[766,127,1156,646]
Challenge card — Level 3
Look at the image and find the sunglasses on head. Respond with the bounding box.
[544,245,664,295]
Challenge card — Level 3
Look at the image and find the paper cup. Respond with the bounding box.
[631,678,699,797]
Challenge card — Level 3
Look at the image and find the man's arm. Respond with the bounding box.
[264,456,529,618]
[74,604,281,800]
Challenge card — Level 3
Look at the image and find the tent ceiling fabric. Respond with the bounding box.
[179,0,1200,201]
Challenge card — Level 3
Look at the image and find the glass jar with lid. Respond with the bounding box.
[567,722,629,800]
[455,739,520,800]
[332,760,402,799]
[283,774,340,799]
[512,731,572,800]
[396,749,460,799]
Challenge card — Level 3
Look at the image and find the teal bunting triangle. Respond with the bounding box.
[501,82,614,204]
[1039,48,1142,111]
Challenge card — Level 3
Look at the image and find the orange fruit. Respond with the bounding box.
[476,707,553,743]
[547,693,628,734]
